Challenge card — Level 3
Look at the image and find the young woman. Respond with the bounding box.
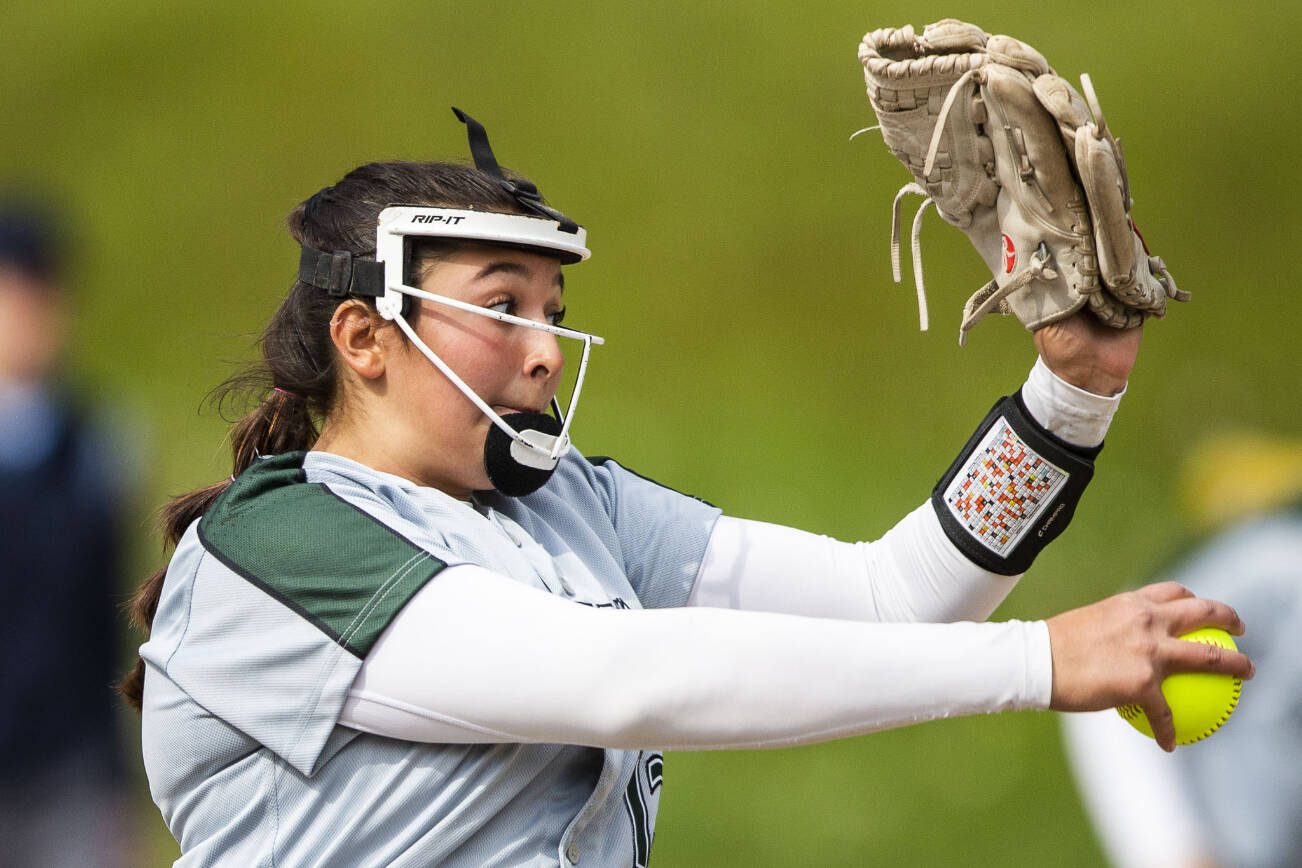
[122,113,1253,867]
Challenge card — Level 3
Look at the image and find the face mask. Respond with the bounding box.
[297,109,603,496]
[376,236,604,496]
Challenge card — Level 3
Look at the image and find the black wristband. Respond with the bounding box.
[931,391,1100,575]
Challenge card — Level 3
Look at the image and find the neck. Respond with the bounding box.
[313,420,476,501]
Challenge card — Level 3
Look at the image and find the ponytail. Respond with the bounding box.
[119,280,338,710]
[117,382,322,709]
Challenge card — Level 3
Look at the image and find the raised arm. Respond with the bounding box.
[689,345,1125,624]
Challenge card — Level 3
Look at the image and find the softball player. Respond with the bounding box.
[123,112,1253,867]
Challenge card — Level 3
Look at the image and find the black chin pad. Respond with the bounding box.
[484,412,563,497]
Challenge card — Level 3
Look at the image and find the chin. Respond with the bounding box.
[407,445,487,498]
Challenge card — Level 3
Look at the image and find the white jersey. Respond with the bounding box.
[141,448,719,867]
[139,361,1113,866]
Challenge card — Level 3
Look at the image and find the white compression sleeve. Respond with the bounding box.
[689,507,1019,623]
[684,361,1127,624]
[1020,356,1125,449]
[340,563,1053,749]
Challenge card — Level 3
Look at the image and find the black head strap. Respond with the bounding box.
[451,107,581,235]
[297,247,384,298]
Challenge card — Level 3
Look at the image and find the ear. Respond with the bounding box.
[330,301,391,380]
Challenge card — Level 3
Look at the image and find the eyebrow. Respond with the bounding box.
[474,260,565,291]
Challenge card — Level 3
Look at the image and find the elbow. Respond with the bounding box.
[577,648,687,749]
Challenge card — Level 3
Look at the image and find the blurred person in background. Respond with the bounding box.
[1061,434,1302,868]
[0,192,133,867]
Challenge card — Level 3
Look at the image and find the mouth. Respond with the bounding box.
[493,405,546,417]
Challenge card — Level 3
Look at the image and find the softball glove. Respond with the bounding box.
[857,19,1187,345]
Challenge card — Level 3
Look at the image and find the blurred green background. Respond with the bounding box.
[3,1,1298,864]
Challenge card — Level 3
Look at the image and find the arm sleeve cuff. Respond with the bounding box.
[1021,357,1125,449]
[1025,619,1053,709]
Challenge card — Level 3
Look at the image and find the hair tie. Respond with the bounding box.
[267,387,301,439]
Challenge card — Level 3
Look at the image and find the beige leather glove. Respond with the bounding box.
[858,19,1187,345]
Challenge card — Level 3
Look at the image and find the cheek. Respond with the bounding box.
[419,321,516,396]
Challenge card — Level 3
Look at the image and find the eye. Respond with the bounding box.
[548,306,567,327]
[485,297,514,316]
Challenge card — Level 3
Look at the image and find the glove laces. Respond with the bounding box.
[957,243,1056,346]
[890,182,935,332]
[852,124,940,334]
[881,68,981,335]
[890,187,1058,345]
[923,68,978,179]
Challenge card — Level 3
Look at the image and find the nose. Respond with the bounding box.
[522,326,564,382]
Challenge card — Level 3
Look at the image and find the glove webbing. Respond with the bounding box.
[922,68,978,179]
[883,68,1065,345]
[885,69,985,339]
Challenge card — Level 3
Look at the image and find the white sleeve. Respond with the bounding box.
[689,507,1020,623]
[685,360,1126,623]
[1020,356,1125,449]
[339,563,1053,749]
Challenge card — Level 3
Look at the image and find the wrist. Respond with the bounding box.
[1031,311,1142,398]
[1021,358,1124,449]
[1041,359,1127,397]
[931,392,1098,575]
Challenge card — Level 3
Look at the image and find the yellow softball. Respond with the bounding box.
[1116,627,1242,745]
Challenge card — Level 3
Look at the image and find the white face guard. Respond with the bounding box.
[372,205,605,474]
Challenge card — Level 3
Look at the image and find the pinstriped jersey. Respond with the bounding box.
[139,449,720,867]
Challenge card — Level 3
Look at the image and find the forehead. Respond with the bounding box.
[426,242,565,290]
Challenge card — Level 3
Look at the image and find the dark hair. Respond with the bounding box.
[0,189,69,285]
[118,161,533,709]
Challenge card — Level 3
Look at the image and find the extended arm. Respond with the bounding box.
[339,565,1250,752]
[340,562,1051,749]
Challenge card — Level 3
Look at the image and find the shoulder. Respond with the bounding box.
[542,449,718,511]
[523,447,722,550]
[198,450,436,574]
[193,451,450,657]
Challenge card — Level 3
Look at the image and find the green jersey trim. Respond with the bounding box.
[197,451,447,657]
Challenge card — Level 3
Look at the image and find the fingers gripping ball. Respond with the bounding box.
[1117,628,1242,745]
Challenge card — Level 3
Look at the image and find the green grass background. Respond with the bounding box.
[3,1,1298,864]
